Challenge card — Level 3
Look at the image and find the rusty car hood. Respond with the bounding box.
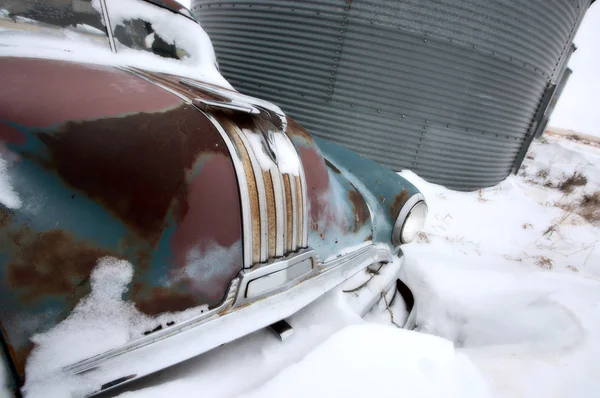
[0,57,243,381]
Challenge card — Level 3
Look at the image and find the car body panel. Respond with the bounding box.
[285,118,373,261]
[314,136,422,245]
[0,57,243,382]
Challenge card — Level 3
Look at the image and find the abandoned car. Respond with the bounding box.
[0,0,427,396]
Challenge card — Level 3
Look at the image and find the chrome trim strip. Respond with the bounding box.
[299,165,308,247]
[192,98,259,114]
[235,249,317,305]
[282,133,308,247]
[237,129,269,263]
[243,249,316,300]
[289,173,298,249]
[271,169,285,257]
[99,0,117,53]
[392,193,426,246]
[121,67,192,104]
[61,277,240,376]
[202,113,253,267]
[180,78,287,133]
[59,245,392,397]
[343,257,404,318]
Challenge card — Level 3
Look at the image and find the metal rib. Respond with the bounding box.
[237,129,269,262]
[270,168,286,257]
[202,113,253,267]
[281,132,309,247]
[289,174,298,249]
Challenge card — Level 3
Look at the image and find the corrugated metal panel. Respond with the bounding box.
[192,0,590,190]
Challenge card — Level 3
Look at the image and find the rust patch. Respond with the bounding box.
[36,105,227,246]
[285,117,314,145]
[3,228,123,302]
[264,170,277,258]
[132,286,201,316]
[0,207,13,229]
[348,188,370,232]
[283,174,294,251]
[6,340,33,384]
[390,190,410,219]
[324,159,341,174]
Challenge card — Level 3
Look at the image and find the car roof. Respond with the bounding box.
[143,0,197,21]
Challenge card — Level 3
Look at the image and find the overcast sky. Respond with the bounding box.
[180,0,598,136]
[550,3,600,136]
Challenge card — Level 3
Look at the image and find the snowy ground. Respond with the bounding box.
[97,133,600,398]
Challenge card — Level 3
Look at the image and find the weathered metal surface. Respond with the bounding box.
[192,0,591,191]
[132,70,310,266]
[313,136,421,247]
[0,57,243,382]
[285,118,377,260]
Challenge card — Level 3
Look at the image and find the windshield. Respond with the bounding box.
[0,0,108,44]
[105,0,214,64]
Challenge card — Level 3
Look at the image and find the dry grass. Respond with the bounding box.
[543,224,558,237]
[504,254,523,262]
[536,169,550,179]
[565,134,600,147]
[557,172,588,193]
[522,223,533,229]
[417,232,431,243]
[535,256,553,270]
[578,191,600,225]
[567,265,580,273]
[477,189,489,203]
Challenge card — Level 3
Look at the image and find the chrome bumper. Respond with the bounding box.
[30,244,393,397]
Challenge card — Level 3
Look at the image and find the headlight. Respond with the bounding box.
[392,194,427,245]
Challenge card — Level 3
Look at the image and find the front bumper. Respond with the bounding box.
[340,252,416,329]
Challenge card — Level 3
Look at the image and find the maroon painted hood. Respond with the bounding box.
[0,57,243,381]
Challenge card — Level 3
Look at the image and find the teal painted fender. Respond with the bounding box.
[314,137,423,248]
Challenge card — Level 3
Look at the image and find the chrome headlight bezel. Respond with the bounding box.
[392,193,427,245]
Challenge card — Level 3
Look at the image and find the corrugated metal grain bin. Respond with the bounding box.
[192,0,591,190]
